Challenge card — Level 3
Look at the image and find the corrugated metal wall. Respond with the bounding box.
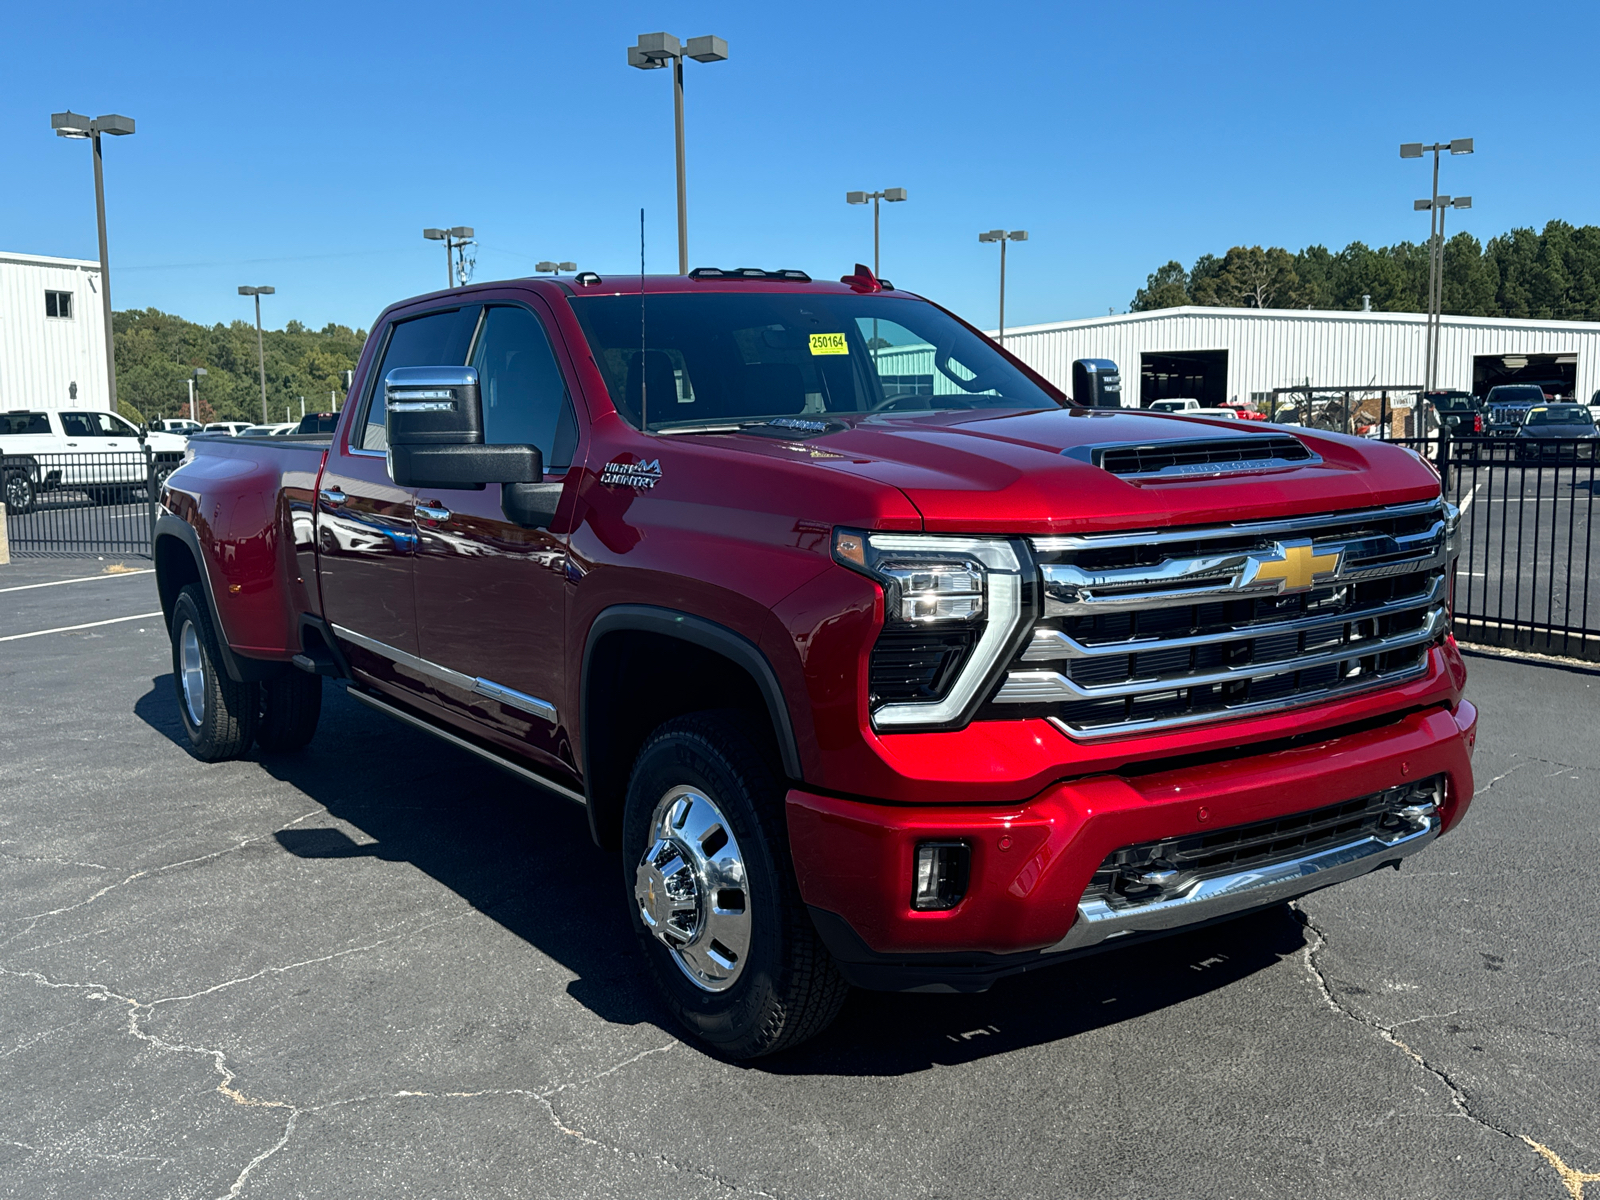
[993,306,1600,406]
[0,252,108,412]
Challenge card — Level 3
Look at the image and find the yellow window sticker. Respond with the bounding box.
[809,332,849,356]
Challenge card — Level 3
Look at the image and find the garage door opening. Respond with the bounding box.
[1141,350,1228,407]
[1472,353,1576,399]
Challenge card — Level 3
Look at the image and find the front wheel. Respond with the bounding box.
[4,470,34,515]
[623,713,848,1059]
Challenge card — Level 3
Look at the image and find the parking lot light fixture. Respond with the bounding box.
[238,286,275,424]
[535,261,578,274]
[51,110,135,410]
[424,226,475,288]
[845,187,907,278]
[979,229,1028,345]
[1402,137,1474,391]
[628,31,729,274]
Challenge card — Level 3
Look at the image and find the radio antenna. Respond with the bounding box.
[640,207,648,433]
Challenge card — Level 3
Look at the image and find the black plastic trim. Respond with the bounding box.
[581,604,803,783]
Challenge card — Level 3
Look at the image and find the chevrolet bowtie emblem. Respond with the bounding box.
[1248,540,1342,593]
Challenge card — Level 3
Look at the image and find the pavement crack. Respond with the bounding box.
[1523,1138,1600,1200]
[1475,761,1527,796]
[1294,907,1596,1200]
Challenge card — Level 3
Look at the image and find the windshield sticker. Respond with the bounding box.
[600,458,662,490]
[809,333,849,356]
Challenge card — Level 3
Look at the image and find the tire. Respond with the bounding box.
[623,712,848,1060]
[170,584,257,761]
[3,470,33,515]
[256,671,323,752]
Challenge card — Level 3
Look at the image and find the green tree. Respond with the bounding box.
[1130,260,1190,310]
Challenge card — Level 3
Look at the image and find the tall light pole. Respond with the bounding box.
[627,32,729,274]
[1413,194,1472,395]
[845,188,908,278]
[238,286,275,424]
[188,367,207,423]
[535,261,578,274]
[978,229,1029,345]
[423,226,475,287]
[1401,138,1473,391]
[51,111,135,411]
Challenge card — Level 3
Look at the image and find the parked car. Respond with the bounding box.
[1182,407,1241,419]
[1147,398,1201,413]
[1514,404,1599,460]
[156,418,203,434]
[201,422,254,437]
[1420,390,1486,436]
[154,267,1476,1059]
[0,409,187,513]
[294,411,341,434]
[1485,384,1545,436]
[239,423,299,437]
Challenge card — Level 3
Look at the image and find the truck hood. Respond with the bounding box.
[694,407,1442,534]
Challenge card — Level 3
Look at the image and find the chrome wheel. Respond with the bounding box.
[634,785,751,993]
[179,619,206,726]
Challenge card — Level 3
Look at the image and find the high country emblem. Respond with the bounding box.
[1245,539,1342,593]
[600,458,662,490]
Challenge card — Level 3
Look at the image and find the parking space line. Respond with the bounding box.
[0,612,162,643]
[0,569,155,595]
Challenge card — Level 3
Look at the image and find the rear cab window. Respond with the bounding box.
[2,413,51,436]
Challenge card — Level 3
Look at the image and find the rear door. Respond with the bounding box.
[410,297,582,776]
[317,304,479,676]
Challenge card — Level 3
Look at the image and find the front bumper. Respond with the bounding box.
[789,698,1477,991]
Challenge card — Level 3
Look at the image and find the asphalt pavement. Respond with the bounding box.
[1,558,1597,1199]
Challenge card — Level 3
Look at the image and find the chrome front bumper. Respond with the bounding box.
[1048,815,1440,954]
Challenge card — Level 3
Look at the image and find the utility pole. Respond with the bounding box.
[238,286,275,423]
[1402,138,1473,391]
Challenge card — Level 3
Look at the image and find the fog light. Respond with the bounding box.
[911,842,968,911]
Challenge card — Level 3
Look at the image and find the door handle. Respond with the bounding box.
[415,504,452,523]
[319,488,347,506]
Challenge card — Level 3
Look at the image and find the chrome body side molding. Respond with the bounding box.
[332,624,558,725]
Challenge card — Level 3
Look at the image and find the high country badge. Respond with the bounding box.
[600,458,662,490]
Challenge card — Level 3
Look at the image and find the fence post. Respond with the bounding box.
[0,498,9,566]
[144,442,158,552]
[1435,422,1451,492]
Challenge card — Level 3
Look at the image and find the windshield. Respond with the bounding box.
[568,292,1061,431]
[1526,407,1593,425]
[1488,386,1546,404]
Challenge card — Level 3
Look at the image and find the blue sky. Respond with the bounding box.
[4,0,1596,334]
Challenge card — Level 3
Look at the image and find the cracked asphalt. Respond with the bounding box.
[2,557,1597,1199]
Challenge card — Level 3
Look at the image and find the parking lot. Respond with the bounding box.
[1,558,1597,1200]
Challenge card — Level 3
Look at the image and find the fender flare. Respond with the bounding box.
[153,512,282,683]
[580,603,805,785]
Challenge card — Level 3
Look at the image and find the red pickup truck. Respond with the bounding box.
[154,266,1477,1059]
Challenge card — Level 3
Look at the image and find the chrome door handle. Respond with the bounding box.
[415,504,452,522]
[319,488,347,506]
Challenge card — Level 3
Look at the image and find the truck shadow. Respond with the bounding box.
[133,676,1312,1075]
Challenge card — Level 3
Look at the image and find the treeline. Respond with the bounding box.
[113,308,367,425]
[1130,220,1600,321]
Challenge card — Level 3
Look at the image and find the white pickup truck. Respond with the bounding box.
[1,409,188,513]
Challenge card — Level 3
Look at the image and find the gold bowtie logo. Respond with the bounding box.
[1250,540,1342,593]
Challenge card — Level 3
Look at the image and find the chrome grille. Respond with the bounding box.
[984,499,1456,738]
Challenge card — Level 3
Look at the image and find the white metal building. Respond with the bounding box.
[0,251,109,412]
[992,306,1600,409]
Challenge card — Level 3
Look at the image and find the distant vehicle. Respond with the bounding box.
[1515,404,1599,460]
[294,411,340,434]
[156,418,203,434]
[1148,398,1201,413]
[1182,407,1241,419]
[1220,403,1268,421]
[1485,385,1545,436]
[239,423,298,437]
[202,422,253,437]
[1420,390,1486,435]
[0,409,187,513]
[1588,389,1600,425]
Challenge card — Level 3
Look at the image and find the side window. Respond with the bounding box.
[356,305,481,452]
[469,306,578,471]
[59,413,94,437]
[2,413,50,435]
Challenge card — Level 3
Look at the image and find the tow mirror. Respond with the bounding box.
[384,365,561,528]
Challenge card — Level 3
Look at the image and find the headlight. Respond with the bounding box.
[834,529,1029,729]
[1443,500,1461,559]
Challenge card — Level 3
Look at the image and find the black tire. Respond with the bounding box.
[256,671,323,752]
[170,584,257,761]
[622,712,848,1060]
[3,470,34,515]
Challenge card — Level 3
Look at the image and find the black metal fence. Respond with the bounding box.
[1395,435,1598,661]
[1,449,176,557]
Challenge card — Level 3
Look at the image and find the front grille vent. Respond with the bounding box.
[1083,776,1444,911]
[1090,435,1313,479]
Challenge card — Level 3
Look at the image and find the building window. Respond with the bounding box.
[45,291,74,319]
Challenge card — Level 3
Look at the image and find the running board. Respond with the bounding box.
[347,687,586,807]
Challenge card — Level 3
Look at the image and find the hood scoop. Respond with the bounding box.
[1064,433,1317,480]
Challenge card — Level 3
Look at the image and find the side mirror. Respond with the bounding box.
[385,365,561,528]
